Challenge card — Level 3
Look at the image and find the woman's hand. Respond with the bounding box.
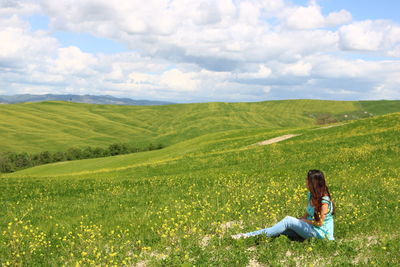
[300,218,321,226]
[300,218,313,224]
[300,203,329,226]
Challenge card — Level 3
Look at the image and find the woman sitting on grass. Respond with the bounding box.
[232,170,335,241]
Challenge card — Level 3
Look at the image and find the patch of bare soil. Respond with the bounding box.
[255,134,300,146]
[200,235,212,248]
[247,258,266,267]
[219,220,244,233]
[316,123,346,129]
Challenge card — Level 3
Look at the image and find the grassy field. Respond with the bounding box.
[1,99,399,153]
[0,101,399,266]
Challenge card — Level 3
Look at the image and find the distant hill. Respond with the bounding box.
[0,99,399,153]
[0,94,174,105]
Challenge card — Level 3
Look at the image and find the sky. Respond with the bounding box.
[0,0,400,103]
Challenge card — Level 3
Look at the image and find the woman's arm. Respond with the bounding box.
[300,203,329,226]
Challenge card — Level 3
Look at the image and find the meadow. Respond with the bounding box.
[1,99,398,153]
[0,100,399,266]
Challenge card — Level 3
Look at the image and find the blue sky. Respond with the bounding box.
[1,0,399,102]
[317,0,400,21]
[27,15,129,54]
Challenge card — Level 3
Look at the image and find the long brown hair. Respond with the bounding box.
[307,170,335,222]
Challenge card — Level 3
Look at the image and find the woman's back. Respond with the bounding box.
[306,192,334,240]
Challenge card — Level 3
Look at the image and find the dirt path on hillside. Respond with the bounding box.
[316,123,346,129]
[255,134,301,146]
[252,122,347,147]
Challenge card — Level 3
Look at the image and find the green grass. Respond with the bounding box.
[359,100,400,115]
[0,101,399,266]
[2,99,399,153]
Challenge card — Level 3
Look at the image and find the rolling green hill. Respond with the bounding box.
[0,100,399,266]
[1,99,399,154]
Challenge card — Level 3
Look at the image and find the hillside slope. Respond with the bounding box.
[7,111,399,178]
[1,99,399,153]
[0,112,399,265]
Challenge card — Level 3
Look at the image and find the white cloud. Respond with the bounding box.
[0,0,40,16]
[0,15,57,63]
[368,84,400,100]
[53,46,98,75]
[339,21,384,51]
[128,72,154,84]
[37,0,346,66]
[282,2,351,30]
[237,65,272,79]
[283,3,324,29]
[282,61,312,77]
[1,0,400,102]
[308,55,381,78]
[339,20,400,55]
[160,69,199,92]
[325,9,352,26]
[192,1,221,25]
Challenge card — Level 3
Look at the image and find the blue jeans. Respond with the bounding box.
[244,216,318,240]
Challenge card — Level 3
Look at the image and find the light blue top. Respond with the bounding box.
[307,192,335,240]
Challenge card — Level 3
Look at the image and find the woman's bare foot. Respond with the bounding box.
[231,233,249,239]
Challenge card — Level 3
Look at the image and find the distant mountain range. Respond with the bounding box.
[0,94,174,105]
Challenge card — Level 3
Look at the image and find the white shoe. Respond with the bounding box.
[231,233,249,239]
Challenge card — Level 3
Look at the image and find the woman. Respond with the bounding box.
[232,170,335,241]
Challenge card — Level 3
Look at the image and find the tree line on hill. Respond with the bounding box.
[0,143,163,173]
